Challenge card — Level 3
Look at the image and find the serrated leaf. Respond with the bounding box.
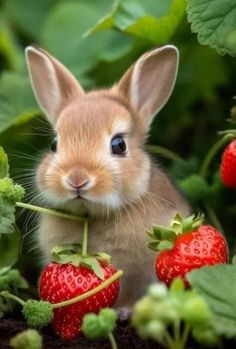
[187,264,236,338]
[158,241,174,251]
[152,225,176,241]
[87,0,185,44]
[187,0,236,56]
[147,241,161,251]
[81,257,104,280]
[0,147,9,178]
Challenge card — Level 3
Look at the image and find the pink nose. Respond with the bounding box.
[66,167,90,192]
[69,179,89,190]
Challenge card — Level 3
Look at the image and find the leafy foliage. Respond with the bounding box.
[188,264,236,339]
[87,0,186,44]
[187,0,236,56]
[0,2,236,341]
[132,279,219,348]
[0,148,25,235]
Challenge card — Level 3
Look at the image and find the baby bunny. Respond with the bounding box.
[25,45,189,308]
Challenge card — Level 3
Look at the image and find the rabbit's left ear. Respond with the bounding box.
[117,45,179,129]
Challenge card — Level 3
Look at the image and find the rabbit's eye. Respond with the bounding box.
[111,135,126,156]
[50,137,57,152]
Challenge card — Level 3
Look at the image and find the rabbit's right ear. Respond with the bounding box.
[25,46,84,123]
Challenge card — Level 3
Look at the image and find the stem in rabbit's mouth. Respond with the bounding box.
[82,219,88,257]
[15,202,86,222]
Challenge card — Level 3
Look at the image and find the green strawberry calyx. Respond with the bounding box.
[147,213,204,252]
[51,220,111,280]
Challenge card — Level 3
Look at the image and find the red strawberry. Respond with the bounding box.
[39,261,119,341]
[148,214,228,287]
[220,139,236,188]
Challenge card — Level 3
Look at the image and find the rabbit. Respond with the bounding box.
[25,45,190,311]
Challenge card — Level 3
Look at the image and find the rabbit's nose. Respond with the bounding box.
[71,180,89,191]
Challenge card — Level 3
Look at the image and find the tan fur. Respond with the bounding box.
[26,45,190,307]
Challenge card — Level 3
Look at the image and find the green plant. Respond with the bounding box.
[132,279,219,349]
[82,308,118,349]
[10,329,43,349]
[188,261,236,339]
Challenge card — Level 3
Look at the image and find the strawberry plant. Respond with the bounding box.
[1,1,236,348]
[82,308,118,349]
[132,279,219,349]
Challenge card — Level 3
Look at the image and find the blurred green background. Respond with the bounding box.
[0,0,236,274]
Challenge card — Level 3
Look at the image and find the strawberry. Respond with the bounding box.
[38,220,122,341]
[148,214,228,287]
[220,139,236,188]
[39,261,119,341]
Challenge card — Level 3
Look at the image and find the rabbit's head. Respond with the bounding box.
[26,45,178,215]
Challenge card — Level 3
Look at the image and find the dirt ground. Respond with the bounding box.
[0,317,159,349]
[1,316,234,349]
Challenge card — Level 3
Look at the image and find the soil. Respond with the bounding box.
[1,317,234,349]
[0,317,159,349]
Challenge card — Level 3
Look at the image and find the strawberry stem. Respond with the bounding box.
[180,323,191,349]
[108,332,118,349]
[200,134,233,178]
[52,270,123,309]
[16,202,86,222]
[82,219,88,257]
[0,291,25,306]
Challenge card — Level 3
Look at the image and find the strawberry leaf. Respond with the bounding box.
[0,148,25,235]
[147,241,161,252]
[157,241,174,251]
[81,257,104,280]
[94,252,111,265]
[152,225,176,241]
[187,0,236,56]
[187,264,236,338]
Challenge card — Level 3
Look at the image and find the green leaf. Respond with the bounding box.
[179,174,211,203]
[0,72,39,134]
[0,173,25,235]
[40,0,133,83]
[147,241,161,252]
[3,0,58,39]
[152,225,176,241]
[187,0,236,56]
[157,241,174,251]
[87,0,186,44]
[94,252,111,265]
[81,257,104,280]
[0,147,9,178]
[187,264,236,338]
[0,16,24,71]
[0,227,20,268]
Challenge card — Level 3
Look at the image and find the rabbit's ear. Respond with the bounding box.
[25,46,84,123]
[117,45,179,130]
